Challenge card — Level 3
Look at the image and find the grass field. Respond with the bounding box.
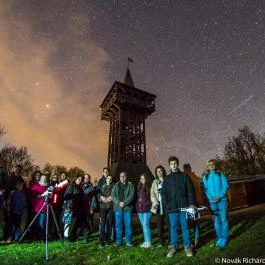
[0,205,265,265]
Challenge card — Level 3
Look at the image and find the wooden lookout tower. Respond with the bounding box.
[100,66,157,184]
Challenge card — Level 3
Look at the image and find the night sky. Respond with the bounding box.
[0,0,264,177]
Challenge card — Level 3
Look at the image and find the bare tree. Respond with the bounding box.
[43,164,85,180]
[0,145,34,179]
[42,163,67,177]
[219,126,265,177]
[68,166,85,180]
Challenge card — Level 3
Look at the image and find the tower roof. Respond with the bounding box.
[123,67,135,87]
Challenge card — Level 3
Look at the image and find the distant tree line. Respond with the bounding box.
[1,123,265,179]
[0,123,86,181]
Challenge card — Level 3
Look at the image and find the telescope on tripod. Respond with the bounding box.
[19,180,68,261]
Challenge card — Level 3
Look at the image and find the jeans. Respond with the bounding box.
[209,199,229,243]
[168,211,191,247]
[114,211,132,245]
[39,212,46,233]
[63,215,84,240]
[138,212,152,244]
[194,222,200,240]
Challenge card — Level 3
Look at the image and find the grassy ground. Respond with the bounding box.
[0,205,265,265]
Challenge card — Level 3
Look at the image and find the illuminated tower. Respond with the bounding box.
[100,66,156,184]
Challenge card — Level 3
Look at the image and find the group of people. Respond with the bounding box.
[0,156,229,258]
[0,168,97,243]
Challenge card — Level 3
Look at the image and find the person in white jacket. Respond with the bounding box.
[150,165,167,247]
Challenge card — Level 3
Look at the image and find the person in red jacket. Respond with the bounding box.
[50,173,68,238]
[24,170,41,239]
[31,174,48,239]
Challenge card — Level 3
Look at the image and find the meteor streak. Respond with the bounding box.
[228,95,254,115]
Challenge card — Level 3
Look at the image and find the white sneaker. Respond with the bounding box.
[167,247,176,258]
[140,242,147,248]
[142,243,151,248]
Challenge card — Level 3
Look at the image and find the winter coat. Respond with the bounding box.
[111,181,135,212]
[83,182,97,216]
[64,183,84,217]
[10,190,27,215]
[99,183,114,209]
[50,181,68,209]
[135,188,152,213]
[202,171,229,202]
[150,178,164,215]
[97,176,107,195]
[161,170,195,212]
[31,183,48,213]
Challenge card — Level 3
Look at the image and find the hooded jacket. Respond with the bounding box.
[202,171,229,202]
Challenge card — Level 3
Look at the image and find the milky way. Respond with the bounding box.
[0,0,264,177]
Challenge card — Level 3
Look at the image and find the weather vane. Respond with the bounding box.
[127,57,134,68]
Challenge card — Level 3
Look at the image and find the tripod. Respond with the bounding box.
[19,192,62,261]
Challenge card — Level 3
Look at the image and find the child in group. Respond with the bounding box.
[6,179,27,242]
[202,159,229,248]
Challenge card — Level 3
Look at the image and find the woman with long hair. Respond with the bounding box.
[63,175,84,242]
[136,173,152,248]
[150,165,167,247]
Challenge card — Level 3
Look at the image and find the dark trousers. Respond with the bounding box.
[99,208,114,243]
[155,213,165,244]
[70,215,84,240]
[3,213,22,240]
[82,214,94,239]
[10,213,22,240]
[3,210,11,240]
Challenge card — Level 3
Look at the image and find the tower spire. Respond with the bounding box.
[123,58,135,87]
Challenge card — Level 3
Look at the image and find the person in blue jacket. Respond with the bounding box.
[202,159,229,248]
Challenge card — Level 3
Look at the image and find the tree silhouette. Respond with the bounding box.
[68,166,85,180]
[218,126,265,177]
[0,145,34,179]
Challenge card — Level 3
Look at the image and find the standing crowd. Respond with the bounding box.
[0,156,229,258]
